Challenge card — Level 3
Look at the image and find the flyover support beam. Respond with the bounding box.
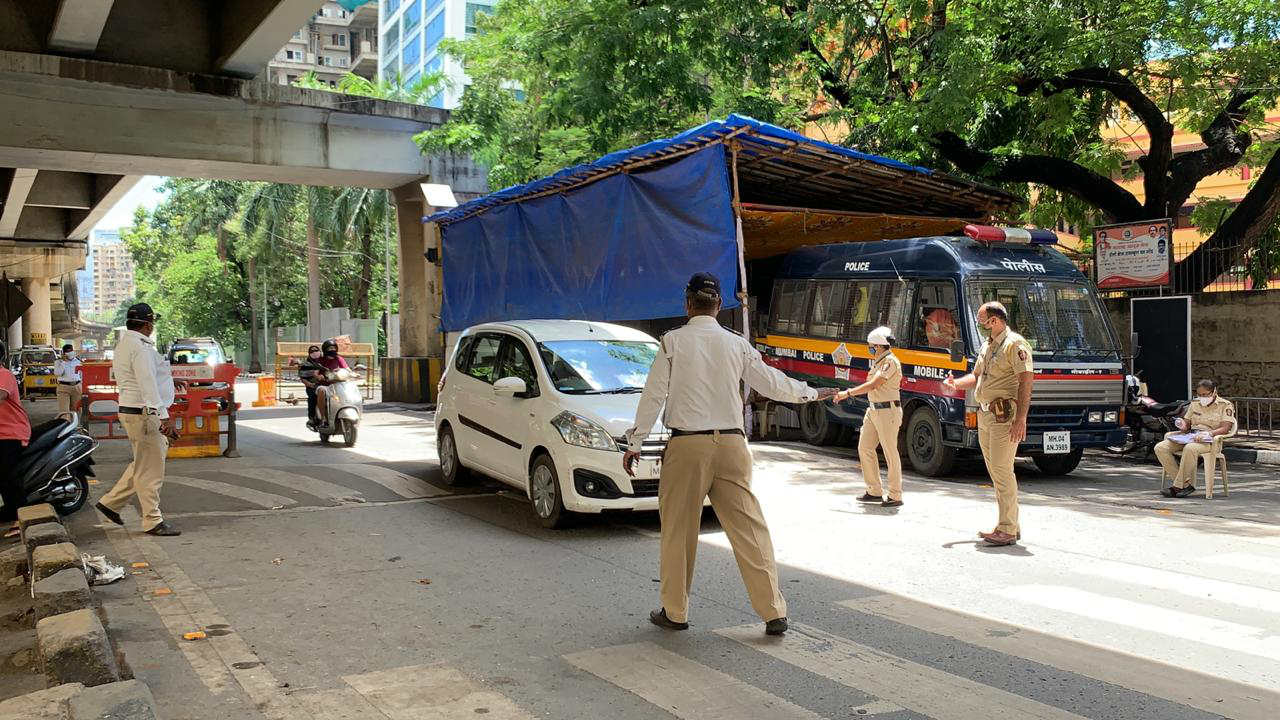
[21,276,51,346]
[393,181,441,359]
[7,317,20,351]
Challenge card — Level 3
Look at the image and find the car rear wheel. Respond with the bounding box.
[905,406,957,477]
[438,424,471,486]
[529,453,569,529]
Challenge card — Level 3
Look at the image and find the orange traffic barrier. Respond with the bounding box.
[252,376,277,407]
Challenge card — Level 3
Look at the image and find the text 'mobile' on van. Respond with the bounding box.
[758,225,1127,477]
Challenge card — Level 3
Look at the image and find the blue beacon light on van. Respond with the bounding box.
[963,224,1059,246]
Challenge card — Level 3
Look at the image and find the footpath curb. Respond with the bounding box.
[1222,447,1280,466]
[0,503,164,719]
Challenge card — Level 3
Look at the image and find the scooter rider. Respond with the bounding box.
[299,345,324,430]
[313,339,349,422]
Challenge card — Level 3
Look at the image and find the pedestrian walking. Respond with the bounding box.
[0,341,31,512]
[623,272,836,635]
[1156,378,1235,498]
[53,343,83,415]
[830,326,904,507]
[95,303,183,536]
[942,301,1033,546]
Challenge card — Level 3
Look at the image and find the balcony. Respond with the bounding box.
[352,40,379,79]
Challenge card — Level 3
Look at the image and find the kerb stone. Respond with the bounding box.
[37,608,121,688]
[0,544,26,581]
[32,542,80,582]
[0,682,84,719]
[33,568,92,620]
[68,680,159,720]
[24,522,71,558]
[16,503,59,532]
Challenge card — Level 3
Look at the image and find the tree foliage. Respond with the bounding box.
[421,0,1280,289]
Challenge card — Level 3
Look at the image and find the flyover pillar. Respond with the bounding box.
[7,318,21,352]
[21,278,52,347]
[383,181,443,403]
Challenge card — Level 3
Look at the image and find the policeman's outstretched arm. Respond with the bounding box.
[742,344,826,403]
[623,343,671,476]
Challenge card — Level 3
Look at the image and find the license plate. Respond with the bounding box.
[1043,431,1071,454]
[34,379,45,385]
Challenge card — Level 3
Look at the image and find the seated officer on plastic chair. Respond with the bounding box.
[1156,379,1235,498]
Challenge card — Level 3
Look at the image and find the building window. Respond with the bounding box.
[402,31,421,67]
[287,74,298,83]
[385,0,400,13]
[404,70,421,87]
[424,11,445,54]
[465,2,493,35]
[404,0,421,30]
[382,21,399,52]
[337,57,348,67]
[424,54,441,74]
[429,90,444,107]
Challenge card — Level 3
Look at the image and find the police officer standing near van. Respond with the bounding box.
[943,301,1034,546]
[623,272,836,635]
[830,326,904,507]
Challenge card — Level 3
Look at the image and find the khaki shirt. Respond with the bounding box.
[1182,395,1235,432]
[867,351,902,403]
[973,329,1035,406]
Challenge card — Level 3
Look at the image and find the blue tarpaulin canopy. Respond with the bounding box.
[427,115,1017,332]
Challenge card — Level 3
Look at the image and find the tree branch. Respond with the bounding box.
[931,131,1144,220]
[1174,141,1280,292]
[1163,90,1258,216]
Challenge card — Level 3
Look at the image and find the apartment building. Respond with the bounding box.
[378,0,494,108]
[90,232,136,317]
[265,1,380,87]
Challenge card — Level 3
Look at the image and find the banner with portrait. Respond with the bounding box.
[1093,220,1173,289]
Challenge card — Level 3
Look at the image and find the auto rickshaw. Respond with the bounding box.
[18,345,59,397]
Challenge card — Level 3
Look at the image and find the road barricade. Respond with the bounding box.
[81,361,242,458]
[274,340,374,403]
[252,376,277,407]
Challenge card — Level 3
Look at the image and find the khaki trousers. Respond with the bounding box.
[658,432,786,624]
[1155,439,1211,488]
[858,406,903,500]
[977,411,1019,535]
[56,383,82,414]
[99,413,168,531]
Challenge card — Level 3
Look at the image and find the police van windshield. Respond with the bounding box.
[537,340,659,394]
[965,279,1118,359]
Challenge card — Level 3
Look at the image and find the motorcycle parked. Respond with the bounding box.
[308,367,364,447]
[1,413,97,518]
[1107,375,1189,457]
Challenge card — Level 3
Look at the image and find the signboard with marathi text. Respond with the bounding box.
[1094,219,1172,289]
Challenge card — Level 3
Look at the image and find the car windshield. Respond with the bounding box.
[537,340,659,394]
[965,279,1118,358]
[25,351,55,364]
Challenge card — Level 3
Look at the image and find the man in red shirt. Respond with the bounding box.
[0,341,32,511]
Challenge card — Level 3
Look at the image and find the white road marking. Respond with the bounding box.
[1202,552,1280,578]
[841,594,1280,720]
[342,664,535,720]
[999,585,1280,662]
[220,466,365,503]
[717,623,1089,720]
[166,475,298,509]
[331,463,448,499]
[564,642,824,720]
[1075,561,1280,612]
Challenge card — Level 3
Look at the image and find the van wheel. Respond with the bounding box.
[799,401,842,446]
[1033,448,1084,476]
[438,424,471,486]
[529,454,570,529]
[906,407,956,477]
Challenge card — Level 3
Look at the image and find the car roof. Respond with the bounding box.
[467,319,657,343]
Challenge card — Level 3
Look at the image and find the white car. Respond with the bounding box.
[435,320,673,528]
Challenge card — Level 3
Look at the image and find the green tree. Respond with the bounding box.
[421,0,1280,292]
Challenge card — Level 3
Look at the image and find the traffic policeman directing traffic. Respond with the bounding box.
[830,326,904,507]
[943,301,1034,546]
[95,303,184,536]
[624,272,836,636]
[53,343,83,415]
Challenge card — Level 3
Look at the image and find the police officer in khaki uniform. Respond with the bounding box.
[943,301,1034,546]
[831,326,904,507]
[53,343,83,414]
[1156,378,1235,497]
[623,272,835,636]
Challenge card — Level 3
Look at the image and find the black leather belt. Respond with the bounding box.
[59,381,80,386]
[670,428,744,437]
[117,406,156,415]
[871,401,900,409]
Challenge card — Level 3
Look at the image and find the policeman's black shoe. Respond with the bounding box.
[1172,485,1196,498]
[765,617,789,636]
[145,522,181,537]
[94,503,123,526]
[649,608,689,631]
[856,494,883,503]
[881,498,903,507]
[1160,487,1177,498]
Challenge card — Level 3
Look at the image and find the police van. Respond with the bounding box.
[758,225,1127,476]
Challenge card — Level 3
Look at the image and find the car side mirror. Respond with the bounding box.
[949,340,965,364]
[493,376,527,397]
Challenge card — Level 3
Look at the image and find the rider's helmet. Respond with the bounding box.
[321,339,339,355]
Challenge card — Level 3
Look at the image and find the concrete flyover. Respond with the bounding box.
[0,0,486,350]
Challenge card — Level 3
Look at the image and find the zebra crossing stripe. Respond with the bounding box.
[841,594,1280,720]
[564,642,824,720]
[220,466,365,502]
[166,476,298,508]
[717,623,1090,720]
[1202,552,1280,577]
[341,664,535,720]
[332,463,449,499]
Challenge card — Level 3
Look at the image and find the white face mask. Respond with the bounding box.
[1198,395,1213,406]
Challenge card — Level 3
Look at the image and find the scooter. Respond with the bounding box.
[309,367,364,447]
[1,412,97,518]
[1107,375,1189,457]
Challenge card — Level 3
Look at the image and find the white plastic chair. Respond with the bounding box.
[1161,418,1237,498]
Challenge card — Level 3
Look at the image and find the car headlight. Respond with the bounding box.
[1104,411,1119,423]
[1088,411,1103,423]
[551,411,617,451]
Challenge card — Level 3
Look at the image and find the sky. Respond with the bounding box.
[92,175,169,233]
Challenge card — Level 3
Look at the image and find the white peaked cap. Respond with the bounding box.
[867,326,894,346]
